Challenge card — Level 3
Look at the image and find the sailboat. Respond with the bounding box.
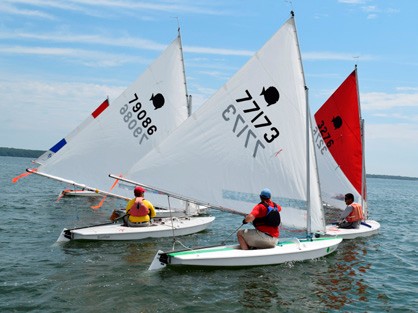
[59,189,101,197]
[29,34,190,205]
[21,32,215,240]
[313,67,380,239]
[113,12,342,268]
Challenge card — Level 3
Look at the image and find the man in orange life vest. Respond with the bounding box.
[124,186,156,227]
[337,193,364,229]
[237,188,281,250]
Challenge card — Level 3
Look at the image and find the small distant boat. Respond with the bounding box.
[313,67,380,239]
[60,189,101,197]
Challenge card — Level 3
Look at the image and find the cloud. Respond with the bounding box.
[3,0,231,16]
[338,0,367,4]
[365,123,418,176]
[361,91,418,110]
[362,5,378,12]
[303,51,374,61]
[0,31,167,51]
[367,123,418,141]
[0,77,124,131]
[0,45,150,67]
[0,2,55,19]
[366,13,378,19]
[396,86,418,92]
[0,30,253,59]
[371,113,418,123]
[69,0,231,15]
[184,45,253,56]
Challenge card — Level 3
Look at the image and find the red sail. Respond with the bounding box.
[314,70,363,196]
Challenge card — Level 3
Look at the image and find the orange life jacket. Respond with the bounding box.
[346,202,364,222]
[129,197,149,217]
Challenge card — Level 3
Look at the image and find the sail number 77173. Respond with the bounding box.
[222,89,280,158]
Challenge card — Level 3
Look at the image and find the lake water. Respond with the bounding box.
[1,156,416,312]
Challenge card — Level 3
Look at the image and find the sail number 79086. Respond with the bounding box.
[119,93,157,145]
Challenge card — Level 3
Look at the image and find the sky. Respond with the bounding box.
[0,0,417,177]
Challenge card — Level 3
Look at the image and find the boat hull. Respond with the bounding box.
[325,219,380,239]
[156,237,342,268]
[61,190,101,197]
[58,216,215,242]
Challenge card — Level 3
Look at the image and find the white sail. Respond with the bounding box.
[33,36,189,207]
[313,129,362,210]
[125,17,326,234]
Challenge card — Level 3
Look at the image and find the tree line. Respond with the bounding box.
[0,147,45,158]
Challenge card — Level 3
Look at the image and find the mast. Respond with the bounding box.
[291,11,315,234]
[354,65,367,217]
[177,23,193,212]
[177,25,192,117]
[305,85,311,234]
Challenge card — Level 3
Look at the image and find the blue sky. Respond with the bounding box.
[0,0,417,177]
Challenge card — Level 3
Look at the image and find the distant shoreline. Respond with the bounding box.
[0,147,45,159]
[1,146,417,181]
[366,174,418,181]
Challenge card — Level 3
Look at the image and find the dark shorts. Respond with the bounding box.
[123,216,149,227]
[338,220,360,229]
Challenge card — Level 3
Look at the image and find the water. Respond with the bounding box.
[1,156,417,313]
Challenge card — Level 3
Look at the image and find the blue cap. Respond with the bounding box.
[260,188,271,199]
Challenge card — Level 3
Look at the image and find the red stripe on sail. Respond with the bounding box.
[91,99,109,119]
[314,70,363,195]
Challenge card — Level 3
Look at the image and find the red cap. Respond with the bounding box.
[134,186,145,195]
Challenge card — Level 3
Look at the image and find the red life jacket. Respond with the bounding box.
[129,197,149,217]
[346,202,364,222]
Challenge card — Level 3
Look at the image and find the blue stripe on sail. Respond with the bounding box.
[50,138,67,153]
[222,189,306,208]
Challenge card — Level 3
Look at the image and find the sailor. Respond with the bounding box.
[237,188,281,249]
[124,186,156,227]
[337,193,364,229]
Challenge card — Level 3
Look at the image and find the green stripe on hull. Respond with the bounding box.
[168,246,236,256]
[167,237,340,257]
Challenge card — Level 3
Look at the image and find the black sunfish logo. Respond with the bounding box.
[332,116,343,130]
[260,86,280,106]
[150,93,165,110]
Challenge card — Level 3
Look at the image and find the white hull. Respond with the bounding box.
[150,237,342,269]
[57,216,215,242]
[324,219,380,239]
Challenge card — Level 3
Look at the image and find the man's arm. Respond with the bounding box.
[340,205,353,220]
